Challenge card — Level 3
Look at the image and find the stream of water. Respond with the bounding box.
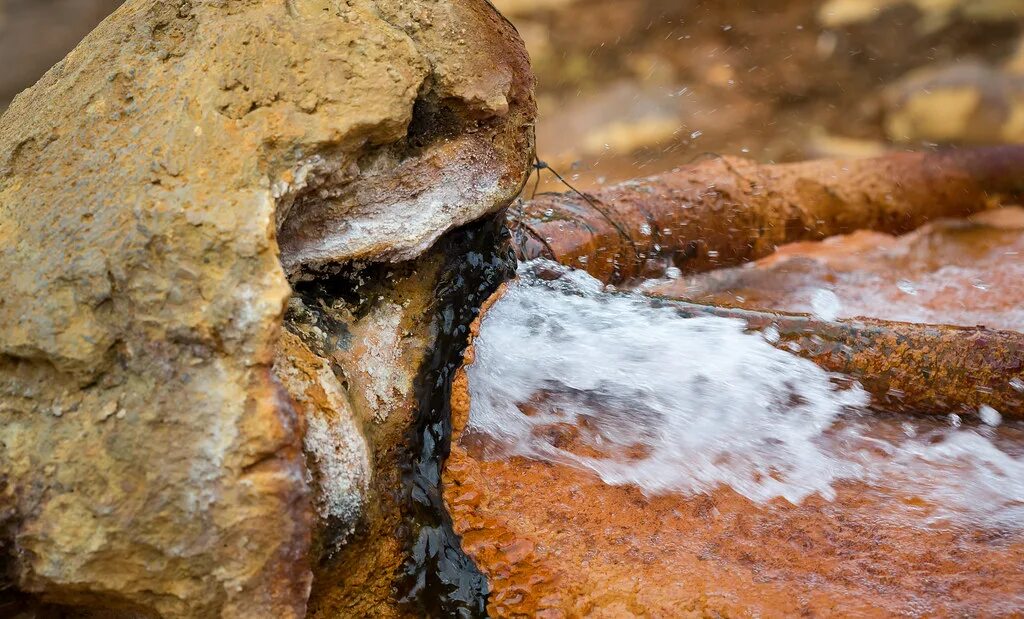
[464,261,1024,529]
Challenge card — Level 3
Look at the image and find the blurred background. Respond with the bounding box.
[0,0,122,109]
[2,0,1022,189]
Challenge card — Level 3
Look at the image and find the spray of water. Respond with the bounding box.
[465,261,1024,527]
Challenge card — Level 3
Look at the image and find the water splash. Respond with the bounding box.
[465,261,1024,527]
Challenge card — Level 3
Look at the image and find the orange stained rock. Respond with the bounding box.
[444,291,1024,617]
[446,366,1024,617]
[512,147,1024,284]
[651,207,1024,331]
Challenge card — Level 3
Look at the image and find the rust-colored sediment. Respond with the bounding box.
[445,302,1024,617]
[511,146,1024,283]
[643,207,1024,417]
[461,173,1024,614]
[446,437,1024,617]
[651,207,1024,331]
[651,301,1024,418]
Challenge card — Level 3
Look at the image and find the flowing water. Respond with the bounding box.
[464,261,1024,529]
[652,208,1024,331]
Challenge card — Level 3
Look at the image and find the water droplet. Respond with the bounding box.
[971,278,991,291]
[690,130,703,140]
[544,208,554,217]
[897,280,917,296]
[640,223,652,236]
[665,267,682,279]
[948,413,962,428]
[979,405,1002,427]
[811,289,841,322]
[1011,377,1024,393]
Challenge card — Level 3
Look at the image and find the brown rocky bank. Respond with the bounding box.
[0,0,533,616]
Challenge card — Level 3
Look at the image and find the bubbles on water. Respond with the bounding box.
[811,288,841,321]
[465,261,1024,529]
[468,261,868,505]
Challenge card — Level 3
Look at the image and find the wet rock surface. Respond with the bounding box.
[445,269,1024,617]
[0,0,533,616]
[447,438,1024,617]
[652,206,1024,330]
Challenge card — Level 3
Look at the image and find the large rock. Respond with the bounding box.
[0,0,533,616]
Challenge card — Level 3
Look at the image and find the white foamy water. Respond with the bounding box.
[465,261,1024,527]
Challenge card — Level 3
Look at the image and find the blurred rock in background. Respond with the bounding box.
[0,0,124,110]
[491,0,1024,190]
[883,61,1024,145]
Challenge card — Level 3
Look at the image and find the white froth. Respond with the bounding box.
[465,261,1024,527]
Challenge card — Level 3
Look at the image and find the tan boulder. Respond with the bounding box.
[883,62,1024,144]
[0,0,533,616]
